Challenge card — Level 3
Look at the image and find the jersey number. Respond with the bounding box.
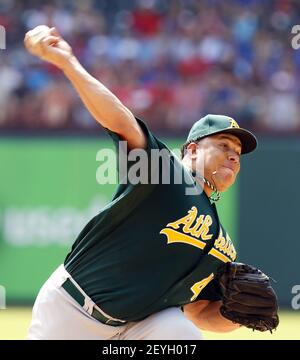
[190,273,214,301]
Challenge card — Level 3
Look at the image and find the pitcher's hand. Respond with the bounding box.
[24,25,74,70]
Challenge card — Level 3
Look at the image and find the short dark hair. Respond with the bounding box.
[180,137,202,159]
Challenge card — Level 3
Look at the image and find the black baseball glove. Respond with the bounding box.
[217,262,279,332]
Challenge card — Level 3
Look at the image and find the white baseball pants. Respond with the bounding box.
[27,264,202,340]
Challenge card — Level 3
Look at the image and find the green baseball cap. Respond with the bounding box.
[186,114,257,154]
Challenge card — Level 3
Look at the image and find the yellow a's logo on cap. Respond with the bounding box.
[229,118,239,129]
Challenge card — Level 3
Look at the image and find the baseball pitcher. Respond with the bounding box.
[24,26,279,340]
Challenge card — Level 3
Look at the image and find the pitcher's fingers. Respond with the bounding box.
[50,27,60,37]
[42,36,60,47]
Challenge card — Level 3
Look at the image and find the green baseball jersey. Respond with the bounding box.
[64,119,237,321]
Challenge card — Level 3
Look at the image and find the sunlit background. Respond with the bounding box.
[0,0,300,340]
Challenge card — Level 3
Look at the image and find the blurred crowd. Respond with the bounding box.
[1,0,300,135]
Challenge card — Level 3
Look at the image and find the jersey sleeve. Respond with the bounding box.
[105,117,163,153]
[104,117,174,190]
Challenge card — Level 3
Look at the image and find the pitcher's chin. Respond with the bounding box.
[215,169,236,191]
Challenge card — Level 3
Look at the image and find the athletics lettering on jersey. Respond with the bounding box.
[160,206,237,263]
[159,206,213,250]
[208,227,237,263]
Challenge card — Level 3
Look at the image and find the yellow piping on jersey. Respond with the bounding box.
[208,248,232,263]
[160,228,206,250]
